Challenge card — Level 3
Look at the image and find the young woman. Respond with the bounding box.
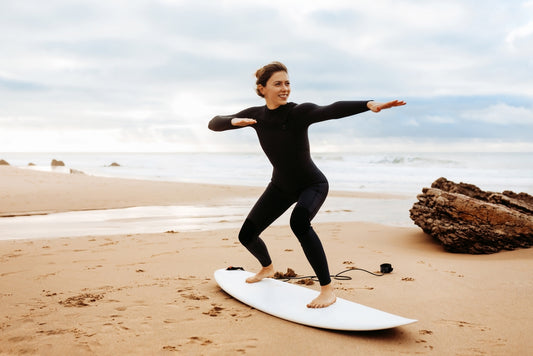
[208,61,405,308]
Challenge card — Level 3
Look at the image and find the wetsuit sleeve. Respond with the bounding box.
[208,115,239,131]
[208,107,259,132]
[293,101,372,126]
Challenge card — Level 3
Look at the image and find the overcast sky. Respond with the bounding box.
[1,0,532,152]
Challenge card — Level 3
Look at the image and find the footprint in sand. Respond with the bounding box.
[162,345,179,351]
[188,336,213,346]
[42,290,57,297]
[181,292,209,301]
[203,304,224,317]
[59,293,104,307]
[415,330,435,350]
[440,319,490,332]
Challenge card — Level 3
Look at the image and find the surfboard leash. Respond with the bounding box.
[274,263,394,282]
[225,263,393,282]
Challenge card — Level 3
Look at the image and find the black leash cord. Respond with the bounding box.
[279,267,385,282]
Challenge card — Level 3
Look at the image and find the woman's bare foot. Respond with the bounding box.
[246,264,274,283]
[307,283,336,308]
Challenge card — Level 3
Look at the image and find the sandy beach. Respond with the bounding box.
[1,166,532,355]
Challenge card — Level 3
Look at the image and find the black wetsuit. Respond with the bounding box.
[209,101,370,286]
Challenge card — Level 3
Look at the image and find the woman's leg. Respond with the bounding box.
[289,182,336,308]
[238,183,294,281]
[290,182,330,284]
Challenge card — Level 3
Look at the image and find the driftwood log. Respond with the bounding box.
[410,177,533,254]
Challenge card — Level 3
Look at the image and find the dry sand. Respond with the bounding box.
[1,166,531,355]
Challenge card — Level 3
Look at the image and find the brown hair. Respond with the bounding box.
[255,61,288,97]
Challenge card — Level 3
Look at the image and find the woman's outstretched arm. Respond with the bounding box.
[295,99,406,126]
[208,107,259,131]
[293,101,372,126]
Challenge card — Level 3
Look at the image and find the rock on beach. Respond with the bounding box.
[410,177,533,254]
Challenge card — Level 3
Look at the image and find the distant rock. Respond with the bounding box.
[109,162,121,167]
[410,177,533,254]
[70,169,85,175]
[28,163,36,166]
[51,159,65,167]
[0,159,9,165]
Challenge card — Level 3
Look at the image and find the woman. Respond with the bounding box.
[208,61,405,308]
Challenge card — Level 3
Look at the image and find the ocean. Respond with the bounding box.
[2,151,532,240]
[2,151,532,195]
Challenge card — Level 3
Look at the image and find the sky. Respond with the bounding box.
[1,0,532,153]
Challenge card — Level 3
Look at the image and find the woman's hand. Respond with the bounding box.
[367,100,406,113]
[231,118,257,126]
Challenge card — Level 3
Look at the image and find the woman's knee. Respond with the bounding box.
[238,219,258,245]
[290,207,311,235]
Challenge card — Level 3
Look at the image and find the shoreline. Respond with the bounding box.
[1,165,532,354]
[0,166,410,218]
[3,150,532,198]
[0,166,415,242]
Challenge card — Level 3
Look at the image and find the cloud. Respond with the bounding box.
[425,115,457,124]
[0,0,532,152]
[505,1,533,50]
[506,21,533,46]
[461,103,533,125]
[403,119,420,127]
[0,75,45,91]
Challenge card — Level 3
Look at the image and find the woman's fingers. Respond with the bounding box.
[231,118,257,126]
[371,100,406,112]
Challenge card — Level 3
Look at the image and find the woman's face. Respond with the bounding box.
[259,71,290,109]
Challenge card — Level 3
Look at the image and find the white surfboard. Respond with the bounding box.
[214,268,416,331]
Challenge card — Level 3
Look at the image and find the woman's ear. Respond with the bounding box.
[257,84,265,96]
